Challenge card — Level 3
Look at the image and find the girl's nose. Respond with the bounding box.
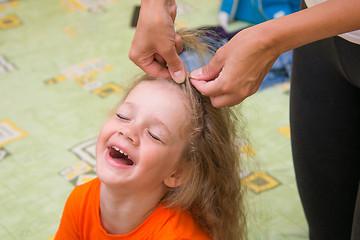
[117,126,139,146]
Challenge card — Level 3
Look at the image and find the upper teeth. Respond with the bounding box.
[112,146,130,158]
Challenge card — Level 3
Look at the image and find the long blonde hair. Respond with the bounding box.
[120,29,247,240]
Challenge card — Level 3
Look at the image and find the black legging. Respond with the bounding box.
[290,19,360,240]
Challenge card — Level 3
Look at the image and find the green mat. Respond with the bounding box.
[0,0,307,239]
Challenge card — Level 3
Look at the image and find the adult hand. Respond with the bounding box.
[190,26,280,107]
[190,0,360,108]
[129,0,186,83]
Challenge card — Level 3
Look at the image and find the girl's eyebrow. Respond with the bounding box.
[121,101,134,108]
[151,118,171,137]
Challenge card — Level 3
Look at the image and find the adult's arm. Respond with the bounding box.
[190,0,360,107]
[128,0,186,83]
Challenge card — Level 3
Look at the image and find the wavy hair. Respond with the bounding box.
[120,29,248,240]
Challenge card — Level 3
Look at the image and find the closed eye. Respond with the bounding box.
[116,113,129,120]
[147,130,162,142]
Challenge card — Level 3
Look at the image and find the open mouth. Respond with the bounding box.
[108,146,135,166]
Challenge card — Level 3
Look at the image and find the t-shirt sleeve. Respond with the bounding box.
[54,187,81,239]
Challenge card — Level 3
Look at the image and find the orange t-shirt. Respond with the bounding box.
[55,178,211,240]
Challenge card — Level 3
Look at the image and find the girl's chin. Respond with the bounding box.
[96,168,128,187]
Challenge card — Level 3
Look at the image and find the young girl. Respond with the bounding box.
[55,31,247,240]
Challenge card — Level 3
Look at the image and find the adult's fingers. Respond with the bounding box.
[154,54,166,67]
[190,78,223,97]
[167,0,177,22]
[162,48,186,83]
[175,33,183,53]
[190,48,225,81]
[140,58,172,79]
[210,93,245,108]
[191,65,261,107]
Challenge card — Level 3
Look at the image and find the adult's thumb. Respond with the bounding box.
[167,56,186,83]
[190,57,223,81]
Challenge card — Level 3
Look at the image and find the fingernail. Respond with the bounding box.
[174,70,185,83]
[190,68,202,79]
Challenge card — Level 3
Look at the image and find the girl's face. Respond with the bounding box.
[96,80,189,194]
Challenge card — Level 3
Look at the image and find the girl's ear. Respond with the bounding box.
[163,169,184,188]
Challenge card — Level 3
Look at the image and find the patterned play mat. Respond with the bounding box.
[0,0,307,239]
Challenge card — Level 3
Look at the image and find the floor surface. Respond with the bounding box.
[0,0,307,239]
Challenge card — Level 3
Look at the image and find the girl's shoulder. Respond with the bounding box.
[55,178,101,239]
[67,177,100,204]
[72,177,100,192]
[151,206,211,240]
